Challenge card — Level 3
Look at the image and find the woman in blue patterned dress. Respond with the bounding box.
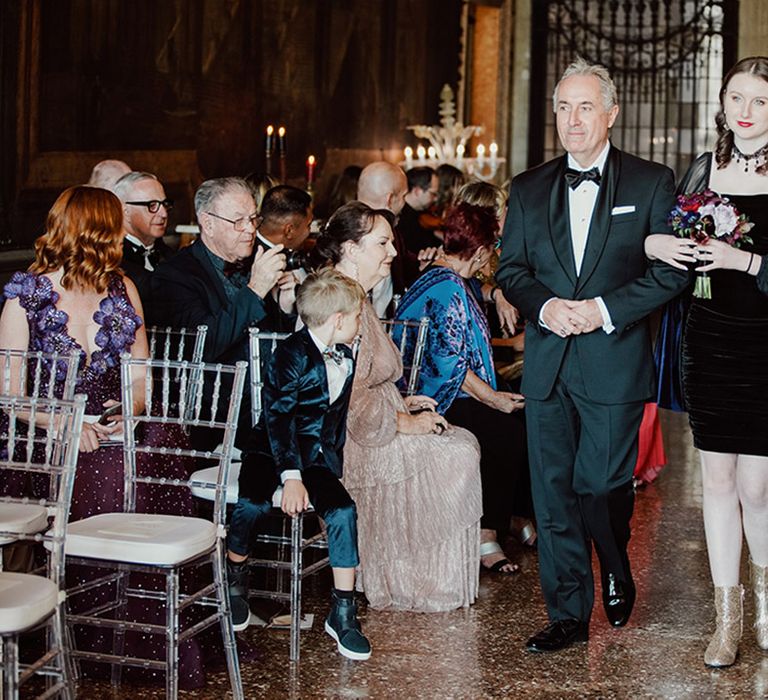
[394,202,531,574]
[0,186,208,688]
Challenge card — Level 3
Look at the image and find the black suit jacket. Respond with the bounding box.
[121,238,173,321]
[262,327,354,479]
[151,239,288,364]
[496,147,690,404]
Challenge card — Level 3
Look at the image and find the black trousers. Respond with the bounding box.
[445,396,532,535]
[525,347,643,623]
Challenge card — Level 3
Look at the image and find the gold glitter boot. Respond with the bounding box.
[750,560,768,650]
[704,585,743,667]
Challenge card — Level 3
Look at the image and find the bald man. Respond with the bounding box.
[356,162,416,315]
[88,159,131,190]
[357,161,408,216]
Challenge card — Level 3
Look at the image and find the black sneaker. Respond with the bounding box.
[324,590,371,660]
[227,560,251,632]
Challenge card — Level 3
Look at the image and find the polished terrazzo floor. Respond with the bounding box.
[74,410,768,699]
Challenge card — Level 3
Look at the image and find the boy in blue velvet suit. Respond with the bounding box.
[225,268,371,660]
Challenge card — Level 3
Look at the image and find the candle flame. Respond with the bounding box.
[267,125,274,135]
[278,126,286,137]
[308,155,316,165]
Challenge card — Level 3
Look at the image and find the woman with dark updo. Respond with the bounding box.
[313,201,483,612]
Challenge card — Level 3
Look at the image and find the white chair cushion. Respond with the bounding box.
[65,513,217,565]
[189,464,292,509]
[190,462,241,505]
[0,572,58,634]
[0,503,49,544]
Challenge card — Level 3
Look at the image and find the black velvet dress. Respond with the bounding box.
[682,194,768,455]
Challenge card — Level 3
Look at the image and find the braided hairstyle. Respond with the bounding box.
[714,56,768,174]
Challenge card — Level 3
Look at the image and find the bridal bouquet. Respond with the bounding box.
[667,189,754,298]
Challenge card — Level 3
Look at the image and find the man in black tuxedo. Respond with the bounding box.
[112,171,174,317]
[151,177,290,447]
[151,176,289,366]
[496,58,689,652]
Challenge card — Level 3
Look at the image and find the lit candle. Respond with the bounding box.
[404,146,413,169]
[266,125,274,153]
[278,126,286,155]
[427,146,437,161]
[417,145,426,164]
[476,143,486,166]
[306,155,316,187]
[456,144,465,162]
[489,141,498,166]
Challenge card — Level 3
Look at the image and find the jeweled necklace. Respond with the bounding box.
[732,141,768,172]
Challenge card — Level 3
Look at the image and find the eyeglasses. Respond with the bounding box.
[206,211,261,232]
[125,199,174,213]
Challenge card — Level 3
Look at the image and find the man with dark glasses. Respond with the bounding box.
[112,171,174,316]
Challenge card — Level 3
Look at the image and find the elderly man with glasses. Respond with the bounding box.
[152,176,295,631]
[112,171,175,314]
[152,176,288,367]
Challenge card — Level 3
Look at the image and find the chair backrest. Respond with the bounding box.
[147,325,208,363]
[248,327,290,427]
[0,393,86,585]
[381,317,430,396]
[0,349,80,400]
[119,354,246,528]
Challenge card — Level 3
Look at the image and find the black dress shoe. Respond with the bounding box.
[526,619,589,652]
[602,573,636,627]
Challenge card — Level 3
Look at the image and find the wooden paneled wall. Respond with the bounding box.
[1,0,461,246]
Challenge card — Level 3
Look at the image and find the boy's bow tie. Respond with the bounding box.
[322,345,350,365]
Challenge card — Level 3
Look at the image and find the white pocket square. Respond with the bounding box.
[611,205,636,215]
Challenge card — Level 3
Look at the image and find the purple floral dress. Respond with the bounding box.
[2,271,208,689]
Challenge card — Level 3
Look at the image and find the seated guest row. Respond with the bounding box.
[0,175,530,686]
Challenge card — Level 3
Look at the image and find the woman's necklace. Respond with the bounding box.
[732,141,768,173]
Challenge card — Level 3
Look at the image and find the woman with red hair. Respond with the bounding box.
[394,202,532,574]
[0,187,209,689]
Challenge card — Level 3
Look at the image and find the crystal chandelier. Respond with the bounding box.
[400,84,504,181]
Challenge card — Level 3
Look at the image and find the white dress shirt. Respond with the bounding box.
[281,329,352,484]
[539,141,615,334]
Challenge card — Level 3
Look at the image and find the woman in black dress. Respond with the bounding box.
[647,56,768,668]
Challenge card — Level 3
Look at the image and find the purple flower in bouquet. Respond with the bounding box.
[667,190,754,298]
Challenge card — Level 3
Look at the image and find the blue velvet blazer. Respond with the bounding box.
[262,326,354,479]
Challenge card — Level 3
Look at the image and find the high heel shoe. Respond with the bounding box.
[750,560,768,650]
[704,585,743,667]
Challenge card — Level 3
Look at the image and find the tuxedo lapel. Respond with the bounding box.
[576,147,621,294]
[191,240,229,307]
[548,157,578,286]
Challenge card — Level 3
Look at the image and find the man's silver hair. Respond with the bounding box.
[552,57,618,113]
[194,177,253,221]
[112,171,159,201]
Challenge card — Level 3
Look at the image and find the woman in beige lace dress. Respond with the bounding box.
[312,201,483,612]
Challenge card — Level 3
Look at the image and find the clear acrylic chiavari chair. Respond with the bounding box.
[0,393,87,700]
[62,354,246,699]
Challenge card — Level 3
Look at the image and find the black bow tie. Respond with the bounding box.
[565,166,601,190]
[223,258,250,277]
[128,241,160,267]
[322,344,352,365]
